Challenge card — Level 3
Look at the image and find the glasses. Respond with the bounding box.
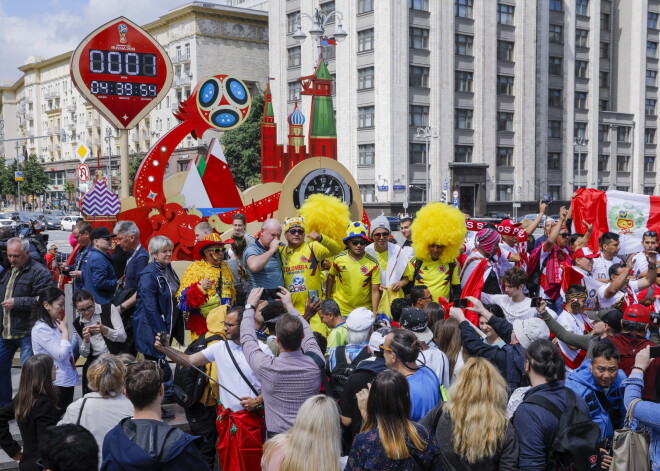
[373,232,389,239]
[75,305,95,315]
[288,229,304,235]
[595,366,618,374]
[51,248,58,251]
[379,345,394,354]
[349,239,367,246]
[205,248,224,254]
[224,322,239,328]
[559,233,570,238]
[644,231,658,237]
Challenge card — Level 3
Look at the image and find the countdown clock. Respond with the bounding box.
[70,17,173,130]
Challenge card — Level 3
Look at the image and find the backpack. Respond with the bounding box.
[328,346,371,400]
[523,388,601,471]
[72,304,128,355]
[171,334,223,409]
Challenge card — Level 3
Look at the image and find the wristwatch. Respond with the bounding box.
[245,304,255,310]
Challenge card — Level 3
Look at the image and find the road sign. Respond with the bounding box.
[14,171,23,182]
[452,190,459,198]
[513,203,521,208]
[78,164,90,182]
[75,143,90,162]
[70,17,173,130]
[453,197,459,207]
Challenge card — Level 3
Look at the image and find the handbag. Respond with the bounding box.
[610,398,651,471]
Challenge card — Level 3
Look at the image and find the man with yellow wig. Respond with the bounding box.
[279,216,342,336]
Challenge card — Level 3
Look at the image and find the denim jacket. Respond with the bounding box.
[623,371,660,471]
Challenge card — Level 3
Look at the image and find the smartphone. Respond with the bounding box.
[530,297,543,308]
[455,298,469,308]
[260,288,279,301]
[541,193,552,205]
[650,346,660,359]
[308,289,319,303]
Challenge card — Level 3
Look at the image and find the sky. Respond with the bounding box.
[0,0,226,84]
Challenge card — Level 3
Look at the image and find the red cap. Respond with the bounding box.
[499,219,521,229]
[572,247,599,260]
[623,304,652,324]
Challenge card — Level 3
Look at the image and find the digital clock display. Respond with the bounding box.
[91,80,157,97]
[89,50,157,77]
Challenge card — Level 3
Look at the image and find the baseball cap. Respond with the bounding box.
[369,326,392,354]
[587,308,623,331]
[400,307,433,342]
[346,307,375,332]
[572,247,599,261]
[499,219,521,230]
[512,317,550,349]
[623,304,652,324]
[89,226,115,241]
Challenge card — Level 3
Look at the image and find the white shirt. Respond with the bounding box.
[632,253,649,277]
[597,279,640,308]
[76,303,126,358]
[417,345,450,389]
[556,310,593,370]
[481,294,557,322]
[592,254,623,281]
[201,339,273,411]
[31,320,78,387]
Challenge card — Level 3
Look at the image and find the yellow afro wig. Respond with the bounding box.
[411,203,466,264]
[298,194,350,245]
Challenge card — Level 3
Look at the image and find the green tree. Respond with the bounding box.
[63,181,76,202]
[0,158,19,199]
[128,152,145,196]
[221,94,264,190]
[22,154,49,199]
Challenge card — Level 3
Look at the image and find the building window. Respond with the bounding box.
[409,0,429,11]
[575,60,588,78]
[497,184,513,201]
[358,144,375,166]
[648,41,658,58]
[599,125,610,141]
[455,0,473,18]
[455,145,473,163]
[497,4,514,25]
[549,56,563,75]
[575,91,588,109]
[644,186,655,195]
[287,12,299,34]
[548,185,561,200]
[455,71,473,92]
[358,106,375,128]
[358,67,374,90]
[649,12,659,29]
[600,42,610,59]
[455,34,474,55]
[576,29,589,47]
[409,184,427,202]
[497,147,513,166]
[598,154,609,171]
[598,185,609,192]
[599,71,609,87]
[360,184,375,203]
[548,152,562,170]
[616,186,630,192]
[325,44,336,60]
[178,160,190,172]
[617,126,630,142]
[455,108,473,129]
[548,120,562,138]
[646,128,657,144]
[576,0,589,16]
[497,75,514,95]
[410,66,430,88]
[409,105,429,126]
[548,89,562,107]
[573,153,587,171]
[599,99,609,111]
[575,122,587,138]
[617,155,630,172]
[549,0,562,11]
[409,143,426,164]
[549,24,563,44]
[497,40,514,61]
[645,156,656,172]
[410,27,430,50]
[646,98,657,115]
[600,13,610,31]
[497,112,514,132]
[647,70,657,87]
[358,29,374,52]
[319,1,335,22]
[287,81,301,102]
[358,0,374,14]
[287,46,301,67]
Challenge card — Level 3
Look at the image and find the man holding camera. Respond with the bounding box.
[243,219,285,293]
[556,285,593,371]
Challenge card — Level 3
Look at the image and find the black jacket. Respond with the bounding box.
[0,257,54,338]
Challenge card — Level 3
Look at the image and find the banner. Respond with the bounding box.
[572,189,660,255]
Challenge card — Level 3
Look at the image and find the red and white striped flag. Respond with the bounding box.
[572,189,660,255]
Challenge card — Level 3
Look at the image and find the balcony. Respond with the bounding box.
[131,133,140,142]
[44,90,60,99]
[174,75,192,87]
[172,53,191,64]
[24,112,33,121]
[66,104,76,113]
[25,131,34,138]
[47,144,54,152]
[47,127,57,135]
[170,101,180,111]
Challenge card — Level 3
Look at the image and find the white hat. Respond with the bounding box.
[513,318,550,349]
[346,307,375,332]
[369,326,392,353]
[370,215,391,235]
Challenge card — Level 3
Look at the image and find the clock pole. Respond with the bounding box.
[119,130,130,199]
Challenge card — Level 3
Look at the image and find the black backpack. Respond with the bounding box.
[523,388,601,471]
[328,346,371,401]
[172,334,223,409]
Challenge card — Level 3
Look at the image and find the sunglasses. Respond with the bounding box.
[372,233,389,239]
[429,244,445,249]
[644,231,658,237]
[205,248,225,254]
[559,233,570,238]
[349,239,367,246]
[379,345,394,354]
[288,229,305,235]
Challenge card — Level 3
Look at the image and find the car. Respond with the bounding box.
[42,215,62,230]
[44,209,67,218]
[0,219,14,239]
[60,216,83,231]
[386,216,401,232]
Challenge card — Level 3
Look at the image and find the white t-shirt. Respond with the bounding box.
[417,346,450,389]
[597,279,640,309]
[481,293,558,322]
[592,254,624,281]
[632,253,649,277]
[201,339,273,411]
[556,310,593,370]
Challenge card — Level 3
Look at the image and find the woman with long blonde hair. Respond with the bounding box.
[420,357,518,470]
[262,395,342,471]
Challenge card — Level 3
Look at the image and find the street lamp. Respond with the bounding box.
[414,126,438,204]
[293,8,348,61]
[14,141,21,211]
[573,136,588,190]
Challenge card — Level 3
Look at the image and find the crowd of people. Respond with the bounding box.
[0,200,659,471]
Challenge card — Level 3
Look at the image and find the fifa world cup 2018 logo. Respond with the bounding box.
[118,24,128,44]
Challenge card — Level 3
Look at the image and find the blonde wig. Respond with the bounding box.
[298,194,350,245]
[410,203,466,263]
[445,357,509,463]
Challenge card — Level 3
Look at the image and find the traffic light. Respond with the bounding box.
[441,190,448,203]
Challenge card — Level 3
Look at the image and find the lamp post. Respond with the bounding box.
[105,127,113,192]
[14,141,21,211]
[414,126,438,204]
[573,136,587,190]
[293,8,348,61]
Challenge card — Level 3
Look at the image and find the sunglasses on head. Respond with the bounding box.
[349,239,367,246]
[288,229,304,235]
[644,231,658,237]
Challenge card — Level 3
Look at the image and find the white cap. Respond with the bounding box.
[346,307,375,332]
[513,318,550,349]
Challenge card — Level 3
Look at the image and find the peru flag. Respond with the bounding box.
[572,189,660,255]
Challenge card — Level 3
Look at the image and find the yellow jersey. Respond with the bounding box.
[375,249,414,299]
[409,257,459,302]
[329,251,381,315]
